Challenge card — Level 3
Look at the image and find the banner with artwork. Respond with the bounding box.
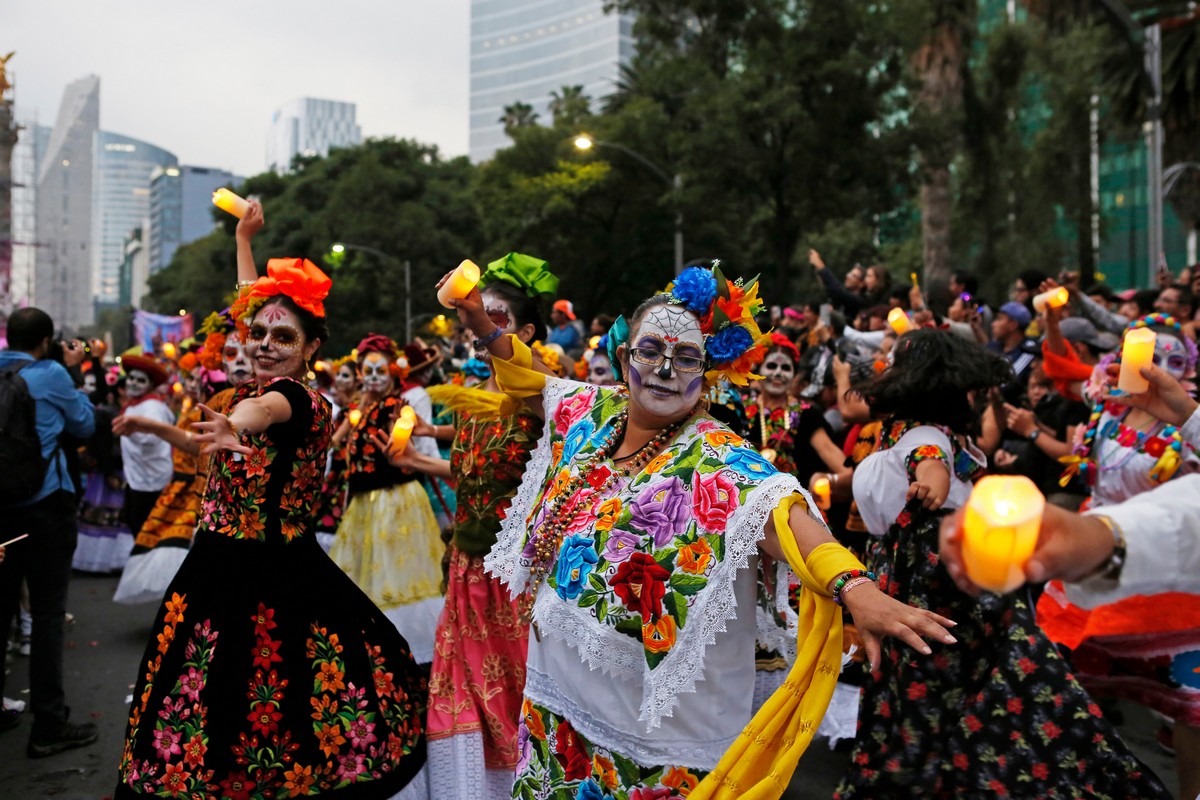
[133,310,193,353]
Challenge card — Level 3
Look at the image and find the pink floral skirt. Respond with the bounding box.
[426,546,529,769]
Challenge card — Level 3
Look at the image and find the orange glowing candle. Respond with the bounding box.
[1117,327,1156,394]
[961,475,1044,593]
[887,308,913,335]
[390,405,417,454]
[162,342,177,359]
[347,409,362,427]
[212,188,250,219]
[812,477,832,511]
[171,381,183,394]
[1032,287,1069,313]
[437,260,482,309]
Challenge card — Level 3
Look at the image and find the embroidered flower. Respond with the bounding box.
[677,539,713,575]
[158,761,191,797]
[317,661,346,693]
[642,615,677,654]
[662,765,701,794]
[693,469,738,532]
[594,497,623,532]
[554,718,591,781]
[629,476,690,547]
[602,529,642,563]
[644,452,671,475]
[336,752,368,782]
[179,667,205,702]
[610,553,672,620]
[576,778,613,800]
[703,430,744,448]
[163,593,187,624]
[554,389,597,436]
[152,727,182,759]
[253,637,283,670]
[316,721,346,757]
[248,701,282,735]
[182,733,207,767]
[555,535,599,600]
[724,446,775,479]
[347,714,378,749]
[283,764,315,795]
[561,419,596,465]
[516,724,534,777]
[522,698,546,740]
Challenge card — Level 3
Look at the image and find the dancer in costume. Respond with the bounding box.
[116,202,426,798]
[389,254,553,799]
[1037,312,1200,798]
[328,334,444,664]
[313,355,359,552]
[73,367,133,573]
[834,328,1169,799]
[115,355,175,541]
[451,262,955,800]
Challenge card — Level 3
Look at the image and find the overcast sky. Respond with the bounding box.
[7,0,470,177]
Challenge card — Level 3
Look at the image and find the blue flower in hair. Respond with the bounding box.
[671,267,719,314]
[707,324,754,364]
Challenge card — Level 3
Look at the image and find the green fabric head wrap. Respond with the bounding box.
[606,315,630,382]
[477,252,559,303]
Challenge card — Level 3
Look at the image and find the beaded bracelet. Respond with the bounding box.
[837,577,875,603]
[831,569,877,605]
[473,327,505,350]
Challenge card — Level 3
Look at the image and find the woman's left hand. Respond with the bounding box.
[371,431,415,470]
[841,582,957,671]
[192,403,252,456]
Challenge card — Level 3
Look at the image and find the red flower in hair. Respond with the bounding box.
[248,258,332,318]
[769,331,800,363]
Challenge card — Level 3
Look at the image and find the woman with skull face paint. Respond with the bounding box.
[451,263,957,799]
[311,355,360,551]
[327,333,445,666]
[73,362,134,574]
[114,354,176,543]
[116,248,428,798]
[1037,313,1200,793]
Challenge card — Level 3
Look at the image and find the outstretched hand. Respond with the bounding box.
[191,403,252,456]
[840,583,957,671]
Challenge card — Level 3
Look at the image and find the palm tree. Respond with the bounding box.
[498,102,540,133]
[548,85,591,126]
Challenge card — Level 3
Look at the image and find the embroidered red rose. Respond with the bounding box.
[553,719,590,781]
[609,553,671,620]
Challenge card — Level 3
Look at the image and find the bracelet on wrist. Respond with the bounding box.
[1080,515,1126,582]
[831,569,877,606]
[473,327,504,350]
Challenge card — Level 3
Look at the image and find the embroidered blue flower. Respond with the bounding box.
[725,446,776,479]
[671,267,718,314]
[707,323,754,363]
[561,419,596,465]
[555,535,599,600]
[575,779,613,800]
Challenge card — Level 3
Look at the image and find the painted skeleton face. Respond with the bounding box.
[126,370,152,398]
[182,371,202,400]
[1153,330,1190,379]
[335,363,358,394]
[626,304,706,421]
[360,352,393,394]
[82,373,97,395]
[222,331,254,386]
[472,291,516,359]
[587,353,617,386]
[245,304,309,381]
[759,351,795,397]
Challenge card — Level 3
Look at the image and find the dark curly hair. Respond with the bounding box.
[854,329,1012,436]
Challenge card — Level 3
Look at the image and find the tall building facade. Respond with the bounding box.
[469,0,635,162]
[148,165,240,276]
[266,98,361,174]
[91,131,177,310]
[11,118,51,309]
[36,75,100,330]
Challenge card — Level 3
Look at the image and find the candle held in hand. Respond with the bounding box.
[961,475,1044,593]
[212,188,250,219]
[1032,287,1069,313]
[390,405,417,455]
[887,308,913,335]
[162,342,177,359]
[812,477,832,511]
[437,260,482,309]
[347,409,362,427]
[1117,327,1156,394]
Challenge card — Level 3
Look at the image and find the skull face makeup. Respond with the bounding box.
[759,351,796,398]
[335,363,358,394]
[222,331,254,386]
[1153,331,1190,379]
[245,303,312,381]
[182,371,202,400]
[472,291,516,360]
[625,304,706,422]
[360,352,394,395]
[126,370,152,398]
[587,353,617,386]
[82,373,97,396]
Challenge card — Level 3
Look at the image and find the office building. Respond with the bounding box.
[121,226,150,308]
[148,165,240,275]
[91,131,177,310]
[36,75,100,330]
[266,97,361,173]
[469,0,634,162]
[10,116,50,309]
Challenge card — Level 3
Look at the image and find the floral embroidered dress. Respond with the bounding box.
[487,380,807,800]
[424,385,543,800]
[834,421,1170,799]
[312,405,354,553]
[116,378,427,799]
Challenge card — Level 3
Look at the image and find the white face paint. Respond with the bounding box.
[472,292,516,360]
[244,304,310,381]
[587,353,617,386]
[626,305,706,422]
[126,370,151,398]
[360,352,394,394]
[222,331,254,386]
[759,351,796,398]
[82,373,97,395]
[182,371,202,400]
[335,364,358,394]
[1153,331,1190,379]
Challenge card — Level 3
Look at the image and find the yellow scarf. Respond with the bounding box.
[427,383,520,418]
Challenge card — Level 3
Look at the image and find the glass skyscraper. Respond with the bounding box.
[469,0,635,162]
[148,165,240,276]
[266,98,361,174]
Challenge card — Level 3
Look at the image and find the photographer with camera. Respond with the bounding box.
[0,308,98,757]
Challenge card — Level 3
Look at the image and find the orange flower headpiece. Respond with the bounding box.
[230,258,332,334]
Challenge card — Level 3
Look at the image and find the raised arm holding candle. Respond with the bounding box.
[437,259,482,308]
[1032,286,1069,313]
[211,187,250,219]
[1117,326,1156,393]
[887,307,913,334]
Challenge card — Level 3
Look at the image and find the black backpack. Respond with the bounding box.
[0,362,50,505]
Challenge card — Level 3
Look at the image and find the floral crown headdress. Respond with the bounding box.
[197,308,235,371]
[229,258,332,337]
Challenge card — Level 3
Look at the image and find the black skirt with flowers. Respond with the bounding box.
[115,379,426,799]
[834,502,1170,799]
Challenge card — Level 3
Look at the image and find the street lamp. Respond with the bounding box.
[330,242,413,342]
[573,134,684,275]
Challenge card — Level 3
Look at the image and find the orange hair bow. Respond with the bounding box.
[249,258,332,318]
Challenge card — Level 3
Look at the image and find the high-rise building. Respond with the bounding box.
[11,117,50,309]
[147,165,240,277]
[469,0,634,162]
[91,131,177,311]
[266,98,361,174]
[36,75,100,330]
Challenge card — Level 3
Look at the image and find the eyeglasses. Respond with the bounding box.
[246,323,301,347]
[629,347,705,373]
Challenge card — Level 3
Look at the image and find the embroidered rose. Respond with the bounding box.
[642,615,677,654]
[561,419,596,465]
[554,718,591,781]
[554,390,596,435]
[629,476,690,547]
[594,497,623,532]
[602,529,642,563]
[554,535,599,600]
[522,698,546,740]
[693,469,738,532]
[610,553,671,620]
[662,765,700,794]
[577,778,611,800]
[724,446,775,479]
[677,539,713,575]
[515,724,534,777]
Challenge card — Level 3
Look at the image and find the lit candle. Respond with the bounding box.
[888,308,913,335]
[390,405,417,454]
[812,477,831,511]
[1032,287,1069,313]
[172,381,183,394]
[162,342,177,359]
[212,188,250,219]
[347,409,362,427]
[437,260,482,309]
[180,396,193,415]
[961,475,1044,593]
[910,271,920,288]
[1117,327,1156,394]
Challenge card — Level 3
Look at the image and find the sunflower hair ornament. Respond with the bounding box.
[666,261,770,387]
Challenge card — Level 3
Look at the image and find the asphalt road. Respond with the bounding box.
[0,572,1180,799]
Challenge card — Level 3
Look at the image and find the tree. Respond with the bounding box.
[499,102,540,133]
[548,85,591,127]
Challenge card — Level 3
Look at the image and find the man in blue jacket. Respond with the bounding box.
[0,307,97,757]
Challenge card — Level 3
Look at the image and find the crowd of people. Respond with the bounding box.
[1,200,1198,799]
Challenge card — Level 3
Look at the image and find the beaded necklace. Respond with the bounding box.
[753,396,800,466]
[518,407,694,621]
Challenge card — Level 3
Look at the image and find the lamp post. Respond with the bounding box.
[574,135,684,276]
[331,243,412,342]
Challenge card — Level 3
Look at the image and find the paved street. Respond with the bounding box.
[0,572,1180,799]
